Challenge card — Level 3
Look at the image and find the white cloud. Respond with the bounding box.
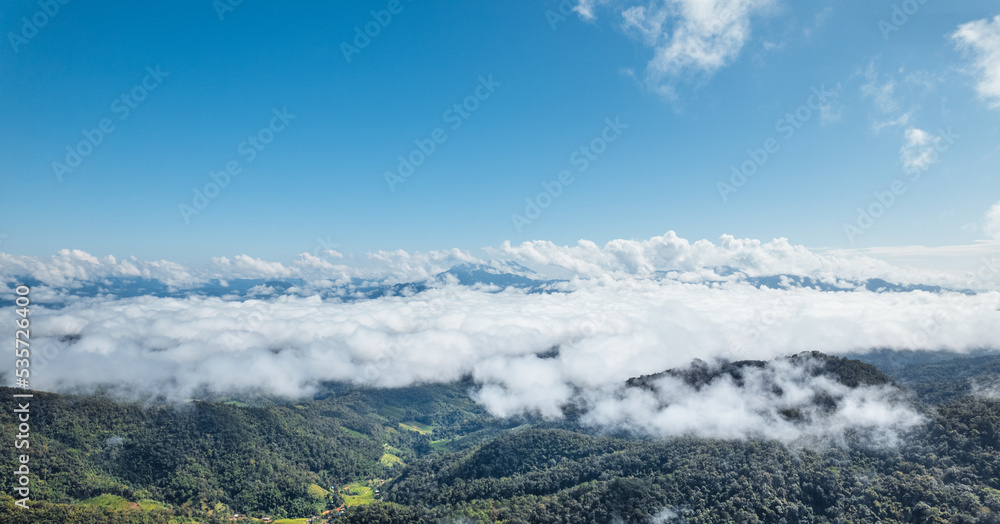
[488,232,959,286]
[4,232,991,306]
[579,357,923,442]
[579,0,772,95]
[212,254,297,279]
[858,60,940,135]
[0,250,200,288]
[859,58,917,134]
[20,279,996,442]
[365,248,481,282]
[899,127,942,173]
[860,59,900,115]
[22,277,1000,400]
[574,0,602,20]
[872,112,912,134]
[649,0,773,82]
[621,5,669,46]
[953,15,1000,108]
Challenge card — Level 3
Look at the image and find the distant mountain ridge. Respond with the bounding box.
[1,262,979,308]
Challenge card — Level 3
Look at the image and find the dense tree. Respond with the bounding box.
[5,353,1000,523]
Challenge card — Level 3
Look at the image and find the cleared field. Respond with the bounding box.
[137,499,167,510]
[398,421,433,435]
[80,494,133,510]
[380,452,405,466]
[341,481,376,506]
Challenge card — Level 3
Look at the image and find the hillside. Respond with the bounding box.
[3,352,1000,523]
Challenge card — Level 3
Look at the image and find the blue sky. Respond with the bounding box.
[1,0,999,267]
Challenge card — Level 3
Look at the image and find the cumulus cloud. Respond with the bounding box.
[0,250,200,288]
[579,0,772,96]
[953,15,1000,108]
[0,246,490,297]
[488,232,963,287]
[212,254,297,279]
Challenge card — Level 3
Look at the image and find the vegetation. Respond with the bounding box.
[3,352,1000,523]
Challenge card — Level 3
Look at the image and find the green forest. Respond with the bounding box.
[3,351,1000,523]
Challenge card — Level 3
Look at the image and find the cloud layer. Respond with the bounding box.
[5,233,1000,441]
[3,232,992,300]
[21,275,1000,399]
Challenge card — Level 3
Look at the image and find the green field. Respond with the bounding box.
[137,499,167,511]
[80,494,134,510]
[341,481,376,506]
[380,452,405,466]
[398,421,433,435]
[307,483,329,499]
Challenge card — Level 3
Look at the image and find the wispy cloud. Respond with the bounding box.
[953,15,1000,109]
[899,127,943,173]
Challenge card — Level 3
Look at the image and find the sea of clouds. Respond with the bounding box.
[3,232,998,441]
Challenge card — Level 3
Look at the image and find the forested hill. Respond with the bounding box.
[3,351,1000,523]
[625,351,894,391]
